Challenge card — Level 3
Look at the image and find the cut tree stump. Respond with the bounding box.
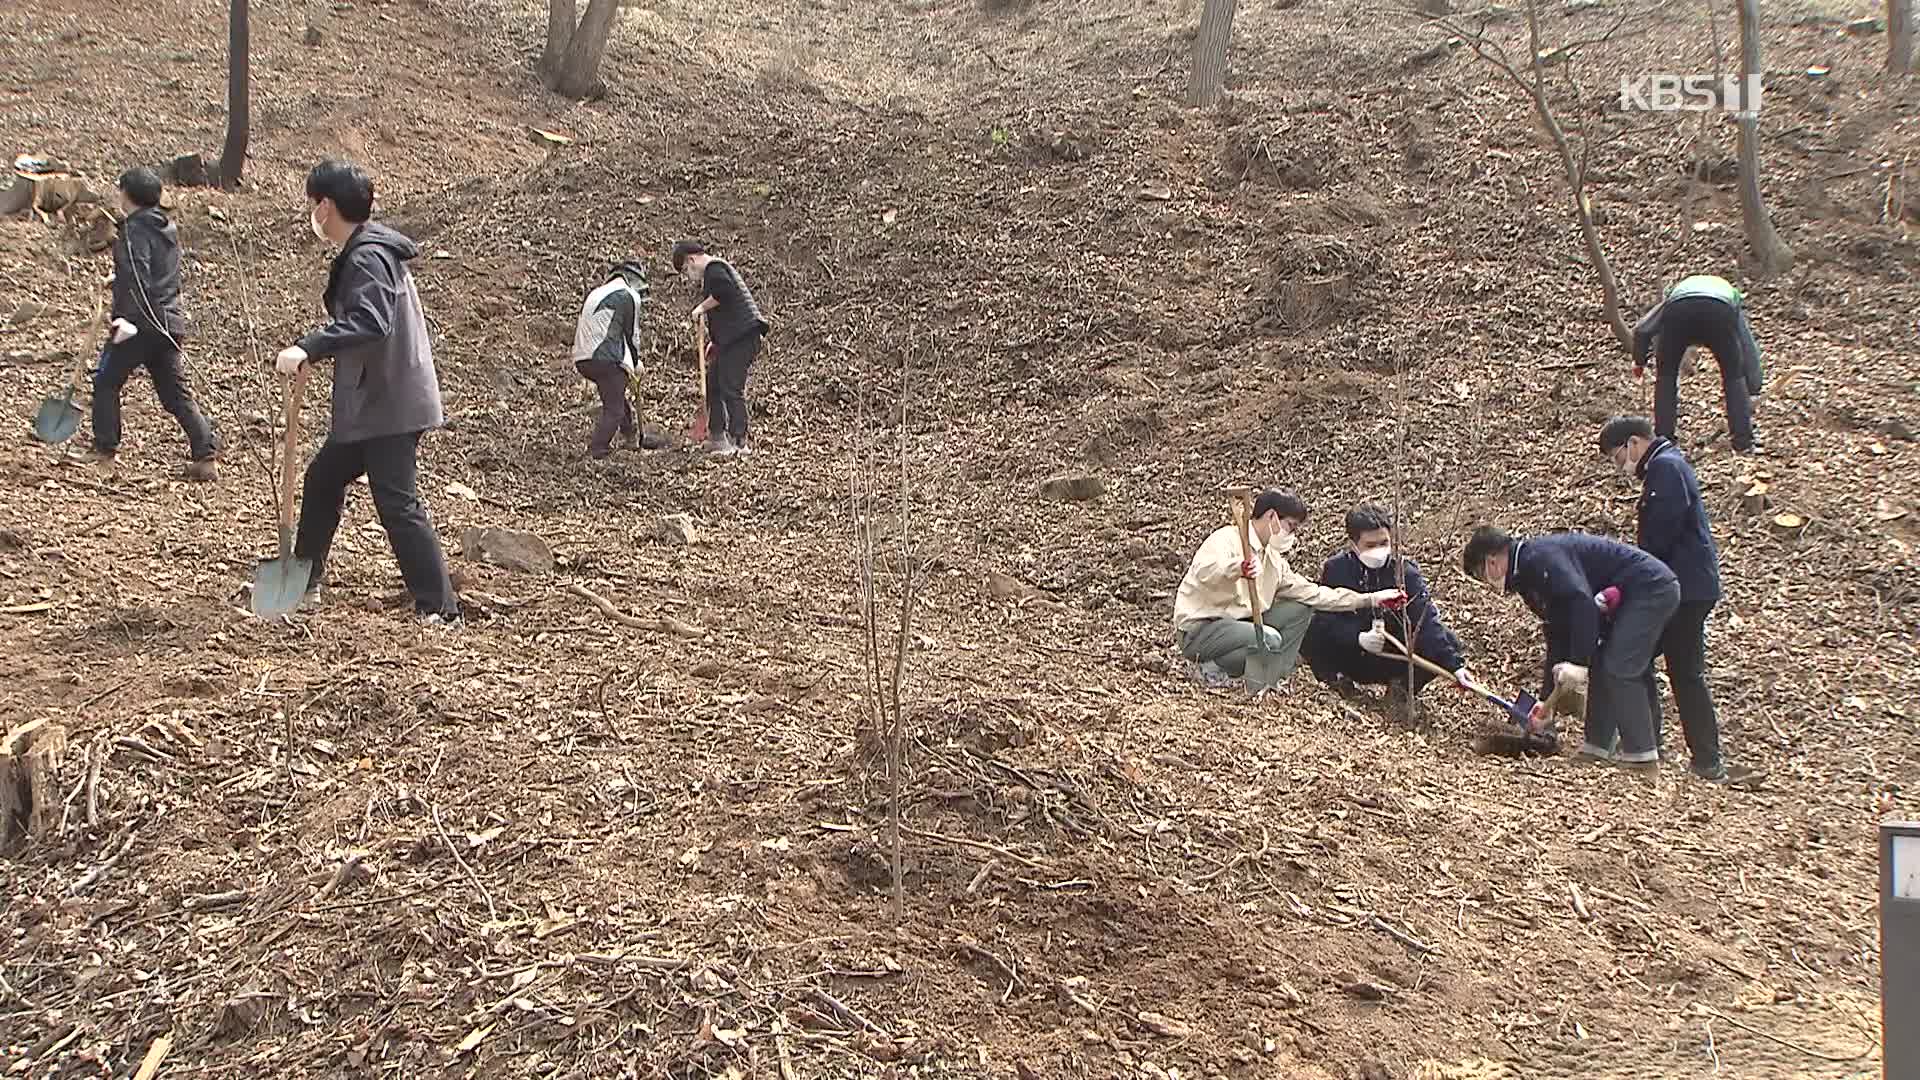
[2,718,68,851]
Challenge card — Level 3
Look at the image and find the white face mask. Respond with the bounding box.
[309,206,327,241]
[1357,546,1392,570]
[1270,530,1297,554]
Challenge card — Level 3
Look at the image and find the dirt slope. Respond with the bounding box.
[1,0,1915,1076]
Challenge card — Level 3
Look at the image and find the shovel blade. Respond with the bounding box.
[1243,628,1288,695]
[251,556,313,618]
[31,396,81,445]
[1508,691,1539,725]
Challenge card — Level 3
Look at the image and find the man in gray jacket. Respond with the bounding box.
[274,159,459,624]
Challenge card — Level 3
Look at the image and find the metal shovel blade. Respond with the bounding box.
[250,529,311,618]
[30,393,81,445]
[1507,691,1540,726]
[1244,627,1287,695]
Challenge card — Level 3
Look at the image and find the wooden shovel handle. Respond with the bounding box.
[1229,492,1264,625]
[1377,627,1458,683]
[278,366,309,531]
[71,291,109,392]
[693,319,708,398]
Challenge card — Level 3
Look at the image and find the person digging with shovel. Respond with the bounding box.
[1302,502,1474,718]
[671,240,768,458]
[271,159,460,627]
[1462,525,1679,771]
[90,167,222,480]
[1600,416,1761,788]
[571,259,666,458]
[1173,488,1406,693]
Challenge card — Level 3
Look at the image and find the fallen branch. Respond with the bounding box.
[900,824,1049,870]
[566,582,704,639]
[1703,1008,1873,1064]
[70,824,140,895]
[1369,915,1436,955]
[430,803,498,921]
[131,1033,173,1080]
[809,987,890,1039]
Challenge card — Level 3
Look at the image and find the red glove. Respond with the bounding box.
[1240,557,1257,580]
[1378,590,1409,611]
[1594,586,1622,614]
[1526,701,1548,731]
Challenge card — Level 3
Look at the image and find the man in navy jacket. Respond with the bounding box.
[1601,417,1757,785]
[1462,526,1679,768]
[1303,503,1472,713]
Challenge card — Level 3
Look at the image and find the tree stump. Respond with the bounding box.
[2,719,68,851]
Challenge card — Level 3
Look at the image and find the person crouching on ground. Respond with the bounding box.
[1172,488,1406,689]
[671,240,769,458]
[571,259,664,458]
[1461,525,1678,769]
[1302,502,1474,716]
[92,167,222,479]
[273,158,460,626]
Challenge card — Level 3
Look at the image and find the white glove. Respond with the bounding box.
[275,345,309,375]
[1452,666,1475,690]
[109,318,138,343]
[1551,662,1590,692]
[1358,627,1387,655]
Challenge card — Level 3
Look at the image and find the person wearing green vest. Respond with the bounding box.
[1630,274,1764,453]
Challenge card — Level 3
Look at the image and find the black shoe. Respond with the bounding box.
[1697,762,1765,789]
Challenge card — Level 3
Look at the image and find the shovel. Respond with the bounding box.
[31,292,107,445]
[1228,488,1287,695]
[250,367,312,618]
[1377,627,1540,726]
[686,318,710,443]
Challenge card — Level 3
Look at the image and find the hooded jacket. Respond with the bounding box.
[111,206,187,341]
[296,223,445,444]
[571,276,646,372]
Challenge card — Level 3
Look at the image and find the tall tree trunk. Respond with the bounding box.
[1892,0,1915,74]
[1734,0,1793,276]
[549,0,620,99]
[217,0,250,189]
[542,0,577,79]
[1186,0,1239,107]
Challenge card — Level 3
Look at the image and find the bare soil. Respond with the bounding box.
[1,0,1915,1076]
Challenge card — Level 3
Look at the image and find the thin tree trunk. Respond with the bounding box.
[1187,0,1239,107]
[218,0,249,189]
[551,0,620,99]
[1522,0,1630,349]
[542,0,576,79]
[1891,0,1915,74]
[1734,0,1793,276]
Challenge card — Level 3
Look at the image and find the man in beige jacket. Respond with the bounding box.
[1173,489,1404,688]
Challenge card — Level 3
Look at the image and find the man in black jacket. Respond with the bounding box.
[1463,526,1679,769]
[273,159,459,625]
[92,167,221,479]
[1600,417,1759,786]
[672,240,769,458]
[1303,503,1473,714]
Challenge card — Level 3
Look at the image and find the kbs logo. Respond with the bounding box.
[1618,74,1763,117]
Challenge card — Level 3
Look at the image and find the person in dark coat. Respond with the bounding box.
[273,159,459,625]
[91,167,221,478]
[1631,273,1764,453]
[1600,417,1760,786]
[672,240,769,458]
[1462,526,1679,769]
[1303,503,1473,714]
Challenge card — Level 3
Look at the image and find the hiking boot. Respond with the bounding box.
[705,435,739,459]
[185,458,218,482]
[421,611,462,629]
[302,585,323,608]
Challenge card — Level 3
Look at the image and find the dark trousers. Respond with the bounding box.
[705,334,760,444]
[1655,297,1755,452]
[576,358,635,459]
[293,431,458,617]
[1585,578,1680,758]
[91,338,220,460]
[1644,600,1723,773]
[1302,618,1438,691]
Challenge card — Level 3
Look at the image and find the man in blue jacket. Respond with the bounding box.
[1600,417,1759,786]
[273,159,460,626]
[1462,526,1679,768]
[1303,503,1473,715]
